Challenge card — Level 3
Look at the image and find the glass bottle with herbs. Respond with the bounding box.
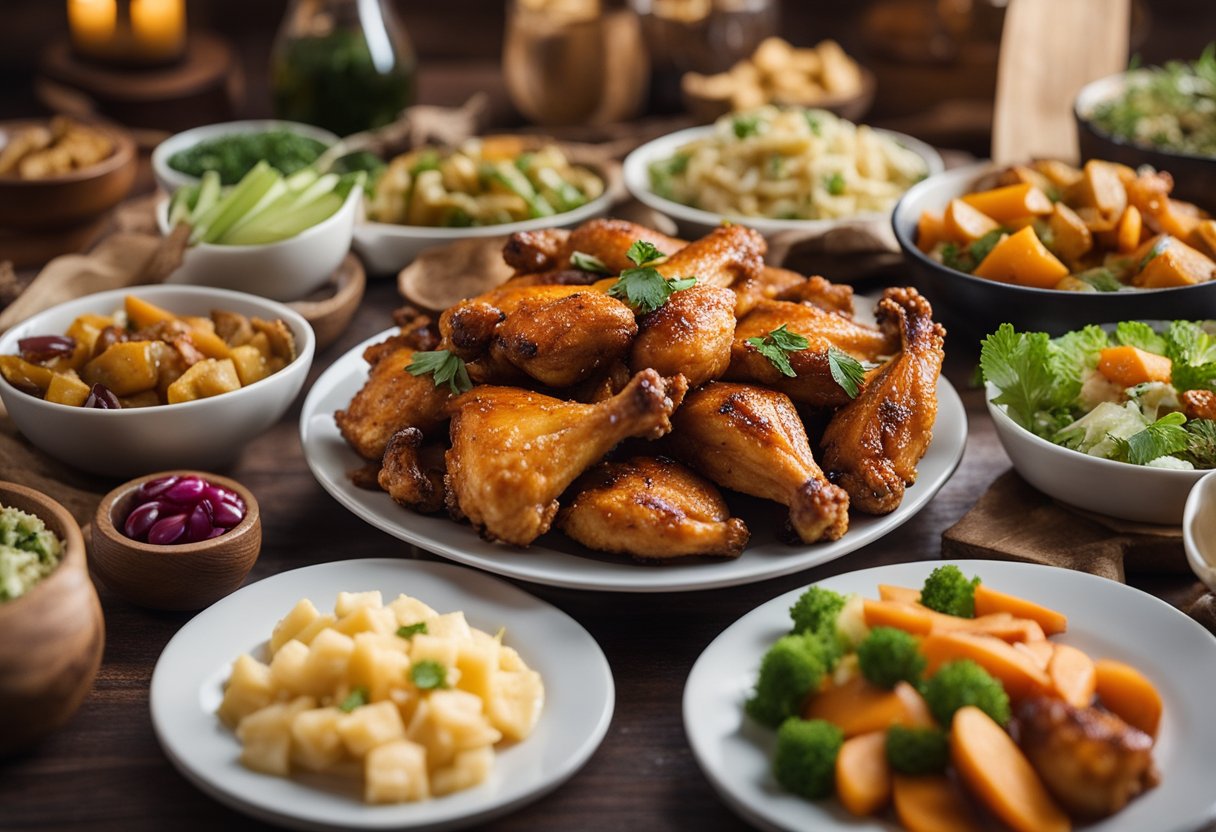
[271,0,417,137]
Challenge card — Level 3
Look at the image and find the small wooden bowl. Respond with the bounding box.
[0,481,104,756]
[91,471,261,611]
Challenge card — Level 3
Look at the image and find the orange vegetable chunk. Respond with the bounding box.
[944,198,1000,243]
[124,295,178,330]
[935,615,1045,644]
[835,731,891,816]
[951,706,1071,832]
[1097,345,1172,388]
[921,631,1050,701]
[863,598,938,635]
[892,774,984,832]
[973,584,1068,636]
[917,211,946,253]
[877,584,921,605]
[1117,204,1143,253]
[961,182,1053,223]
[804,677,932,737]
[1133,238,1216,288]
[1048,643,1096,708]
[1048,202,1094,263]
[972,226,1069,288]
[189,326,233,360]
[1014,641,1054,671]
[1093,659,1162,737]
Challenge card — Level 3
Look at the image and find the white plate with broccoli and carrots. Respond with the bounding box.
[682,560,1216,832]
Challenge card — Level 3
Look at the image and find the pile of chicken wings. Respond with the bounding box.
[335,219,946,560]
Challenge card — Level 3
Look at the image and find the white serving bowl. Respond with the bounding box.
[622,124,943,240]
[0,285,315,478]
[155,183,361,302]
[986,382,1207,525]
[150,120,339,194]
[351,178,614,275]
[1183,470,1216,592]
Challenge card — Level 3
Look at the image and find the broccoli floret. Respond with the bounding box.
[790,586,847,635]
[919,565,981,618]
[746,633,826,728]
[922,660,1011,727]
[856,627,927,689]
[885,725,950,775]
[773,718,843,799]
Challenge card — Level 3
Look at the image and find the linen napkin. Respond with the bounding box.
[943,470,1216,634]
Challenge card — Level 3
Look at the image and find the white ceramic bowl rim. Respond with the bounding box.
[891,160,1215,297]
[1074,70,1216,164]
[986,379,1209,479]
[623,123,945,232]
[155,180,362,253]
[151,120,341,189]
[1182,469,1216,589]
[0,284,316,415]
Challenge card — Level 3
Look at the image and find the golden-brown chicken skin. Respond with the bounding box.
[378,427,446,513]
[731,266,807,317]
[727,300,896,407]
[630,284,735,388]
[1181,389,1216,421]
[335,340,451,461]
[502,227,570,274]
[445,369,689,546]
[820,287,945,515]
[558,456,749,560]
[563,218,686,274]
[667,382,849,543]
[655,224,766,288]
[776,274,855,317]
[490,290,637,387]
[1015,696,1159,819]
[439,284,592,358]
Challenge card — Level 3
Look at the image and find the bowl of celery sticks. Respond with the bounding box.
[157,162,364,302]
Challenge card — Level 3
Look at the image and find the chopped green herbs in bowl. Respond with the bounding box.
[168,130,329,185]
[0,503,64,602]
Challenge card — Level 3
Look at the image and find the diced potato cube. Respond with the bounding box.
[249,331,272,359]
[229,344,269,387]
[294,613,337,646]
[270,598,321,656]
[44,371,91,406]
[65,313,113,363]
[406,700,457,770]
[388,594,438,626]
[348,635,412,703]
[488,669,544,741]
[365,739,429,803]
[306,629,356,691]
[455,640,499,702]
[269,639,311,695]
[290,707,347,771]
[431,747,494,797]
[410,634,458,670]
[188,326,231,360]
[218,653,276,728]
[165,358,241,403]
[428,689,501,750]
[81,341,158,396]
[498,645,527,672]
[333,606,398,638]
[337,700,406,758]
[124,295,176,329]
[236,697,315,775]
[424,611,472,641]
[336,590,383,616]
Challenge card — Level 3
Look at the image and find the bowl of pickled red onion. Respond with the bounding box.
[90,471,260,611]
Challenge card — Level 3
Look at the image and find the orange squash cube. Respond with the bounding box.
[972,226,1069,288]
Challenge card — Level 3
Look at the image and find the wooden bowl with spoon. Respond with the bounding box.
[0,481,103,755]
[91,471,261,611]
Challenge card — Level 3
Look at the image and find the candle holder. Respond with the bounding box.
[68,0,187,67]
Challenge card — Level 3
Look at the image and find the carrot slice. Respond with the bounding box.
[892,774,985,832]
[805,677,931,737]
[934,615,1046,644]
[836,731,891,816]
[917,211,946,253]
[973,584,1068,636]
[921,631,1050,701]
[945,198,1000,243]
[1097,345,1172,388]
[951,706,1071,832]
[1117,204,1144,253]
[1046,643,1096,708]
[1093,659,1162,737]
[1014,641,1054,671]
[961,182,1054,223]
[878,584,921,605]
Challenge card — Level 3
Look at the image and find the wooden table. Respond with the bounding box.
[0,276,1207,832]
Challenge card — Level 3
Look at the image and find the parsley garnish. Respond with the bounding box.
[1183,418,1216,468]
[732,114,762,138]
[745,325,809,377]
[1112,412,1190,465]
[827,347,867,399]
[804,112,823,135]
[570,251,609,273]
[396,622,427,639]
[339,686,369,713]
[406,349,472,394]
[824,172,846,196]
[410,660,447,690]
[607,240,696,313]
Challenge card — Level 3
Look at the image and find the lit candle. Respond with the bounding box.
[67,0,186,64]
[130,0,186,62]
[68,0,118,58]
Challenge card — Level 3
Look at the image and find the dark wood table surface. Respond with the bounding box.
[1,275,1210,832]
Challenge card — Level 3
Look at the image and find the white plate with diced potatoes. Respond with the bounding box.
[149,558,614,831]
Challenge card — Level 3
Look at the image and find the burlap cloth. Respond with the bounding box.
[944,470,1216,634]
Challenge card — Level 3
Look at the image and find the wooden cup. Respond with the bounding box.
[0,482,104,756]
[91,471,261,611]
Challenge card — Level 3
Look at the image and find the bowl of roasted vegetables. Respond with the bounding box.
[1075,46,1216,206]
[157,162,364,302]
[353,136,613,274]
[893,159,1216,336]
[0,286,314,477]
[979,319,1216,524]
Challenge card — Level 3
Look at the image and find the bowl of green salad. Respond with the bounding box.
[980,319,1216,524]
[1075,45,1216,206]
[151,120,339,194]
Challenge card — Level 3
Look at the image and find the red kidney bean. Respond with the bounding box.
[147,514,187,545]
[123,501,161,539]
[18,335,76,363]
[123,475,247,545]
[137,476,180,501]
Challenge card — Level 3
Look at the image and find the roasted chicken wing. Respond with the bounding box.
[776,274,855,316]
[667,382,849,543]
[655,224,766,288]
[445,369,688,545]
[502,227,570,274]
[335,339,451,461]
[378,427,446,513]
[439,284,589,358]
[727,300,896,407]
[630,284,735,387]
[820,287,945,515]
[562,218,685,274]
[557,456,749,559]
[1015,696,1159,819]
